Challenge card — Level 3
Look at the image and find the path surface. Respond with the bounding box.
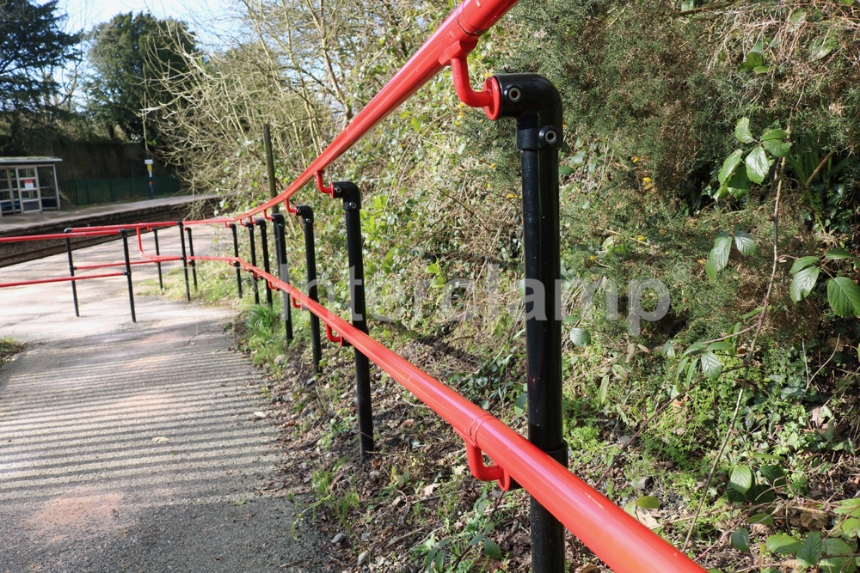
[0,229,324,573]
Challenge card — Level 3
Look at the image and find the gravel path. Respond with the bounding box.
[0,228,326,573]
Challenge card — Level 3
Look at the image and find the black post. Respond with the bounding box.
[245,221,260,305]
[272,214,293,343]
[178,220,191,301]
[255,218,273,306]
[153,228,164,290]
[120,230,137,323]
[185,227,198,291]
[495,74,566,573]
[230,223,242,297]
[333,181,374,459]
[64,228,79,317]
[296,206,321,373]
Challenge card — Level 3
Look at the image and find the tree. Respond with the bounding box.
[0,0,80,152]
[85,12,195,142]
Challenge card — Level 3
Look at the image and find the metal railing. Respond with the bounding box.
[0,1,708,571]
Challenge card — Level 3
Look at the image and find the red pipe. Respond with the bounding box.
[73,258,181,270]
[217,0,519,222]
[67,222,178,232]
[207,257,705,573]
[0,272,125,288]
[0,230,119,243]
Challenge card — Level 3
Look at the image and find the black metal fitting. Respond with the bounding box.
[244,220,260,305]
[332,181,374,459]
[496,74,563,151]
[255,218,274,307]
[295,205,322,373]
[177,221,191,302]
[64,228,80,317]
[120,229,136,323]
[493,73,566,573]
[153,228,164,290]
[185,227,198,292]
[230,223,242,297]
[271,214,293,343]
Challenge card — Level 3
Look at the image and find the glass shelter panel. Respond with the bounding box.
[37,166,59,209]
[16,167,41,212]
[0,168,15,215]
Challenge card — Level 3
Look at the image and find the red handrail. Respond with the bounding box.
[211,256,706,573]
[73,258,181,270]
[0,230,119,243]
[0,0,710,569]
[0,272,125,288]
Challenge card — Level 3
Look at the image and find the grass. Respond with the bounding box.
[0,338,23,367]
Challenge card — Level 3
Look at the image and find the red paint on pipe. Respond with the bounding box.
[193,255,706,573]
[0,230,119,243]
[0,272,125,288]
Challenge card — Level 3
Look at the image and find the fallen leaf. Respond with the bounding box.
[421,483,439,497]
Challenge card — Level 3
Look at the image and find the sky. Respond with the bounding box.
[57,0,241,47]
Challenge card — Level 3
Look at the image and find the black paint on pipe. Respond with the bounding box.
[230,223,242,297]
[255,218,274,307]
[296,206,321,373]
[333,181,374,460]
[245,221,260,305]
[185,227,198,291]
[177,221,191,302]
[495,73,566,573]
[64,228,79,317]
[120,229,137,323]
[153,228,164,290]
[271,214,293,343]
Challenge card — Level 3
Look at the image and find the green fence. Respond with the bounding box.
[60,176,183,206]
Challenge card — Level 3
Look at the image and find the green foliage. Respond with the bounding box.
[86,12,196,141]
[789,250,860,317]
[705,229,757,279]
[415,487,504,572]
[0,0,80,152]
[713,117,790,201]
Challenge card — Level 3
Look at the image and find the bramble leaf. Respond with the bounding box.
[570,328,591,347]
[709,234,733,272]
[719,149,744,184]
[735,117,754,143]
[734,231,756,256]
[790,256,819,274]
[745,145,771,184]
[766,534,801,555]
[700,352,722,379]
[731,528,751,553]
[761,129,788,141]
[790,266,819,302]
[483,538,502,560]
[827,277,860,317]
[797,532,822,568]
[637,496,661,509]
[730,465,753,494]
[762,139,791,157]
[825,248,853,260]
